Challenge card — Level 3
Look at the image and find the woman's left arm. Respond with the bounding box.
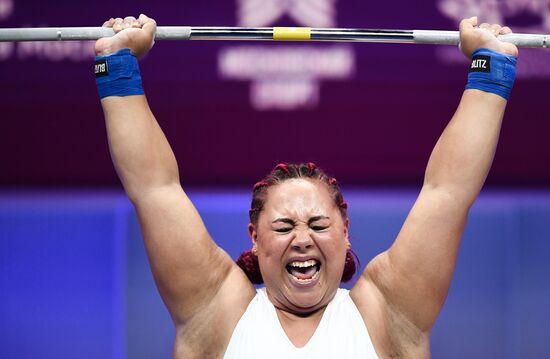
[355,17,519,337]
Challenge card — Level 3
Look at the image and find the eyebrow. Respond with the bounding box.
[272,218,295,225]
[271,216,330,225]
[307,216,330,225]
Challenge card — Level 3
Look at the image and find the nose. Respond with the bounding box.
[291,229,314,251]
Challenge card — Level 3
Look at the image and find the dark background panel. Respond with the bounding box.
[1,0,549,187]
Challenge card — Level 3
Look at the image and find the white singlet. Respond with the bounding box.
[223,288,380,359]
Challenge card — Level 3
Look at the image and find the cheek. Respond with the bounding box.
[257,238,290,281]
[258,236,288,261]
[315,232,348,262]
[316,228,347,249]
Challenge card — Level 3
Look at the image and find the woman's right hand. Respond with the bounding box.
[95,14,156,58]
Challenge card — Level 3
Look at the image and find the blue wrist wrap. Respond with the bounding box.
[465,48,517,100]
[95,48,144,99]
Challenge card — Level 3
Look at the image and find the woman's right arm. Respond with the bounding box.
[97,15,255,325]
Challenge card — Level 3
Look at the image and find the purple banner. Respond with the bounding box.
[1,0,549,186]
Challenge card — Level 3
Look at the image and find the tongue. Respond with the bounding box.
[290,266,318,280]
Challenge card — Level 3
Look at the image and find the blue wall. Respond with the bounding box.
[1,190,549,358]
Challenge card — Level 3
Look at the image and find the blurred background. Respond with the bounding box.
[1,0,549,358]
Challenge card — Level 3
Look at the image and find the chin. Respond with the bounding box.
[264,265,341,314]
[282,273,335,314]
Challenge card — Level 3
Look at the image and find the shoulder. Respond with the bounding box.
[174,267,257,358]
[351,274,430,358]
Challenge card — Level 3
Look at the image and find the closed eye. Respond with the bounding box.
[274,227,293,233]
[311,226,328,231]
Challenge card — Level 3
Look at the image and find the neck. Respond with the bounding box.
[274,303,327,318]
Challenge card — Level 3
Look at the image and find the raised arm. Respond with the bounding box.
[352,17,519,355]
[96,15,254,325]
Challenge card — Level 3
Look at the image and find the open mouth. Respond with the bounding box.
[286,259,321,282]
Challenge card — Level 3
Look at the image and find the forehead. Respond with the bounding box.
[262,179,335,218]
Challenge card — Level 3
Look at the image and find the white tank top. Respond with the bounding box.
[223,288,380,359]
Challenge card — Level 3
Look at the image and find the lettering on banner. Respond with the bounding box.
[0,0,13,21]
[219,0,356,111]
[16,37,95,62]
[436,0,550,78]
[219,46,354,110]
[0,1,95,63]
[0,0,14,60]
[237,0,337,27]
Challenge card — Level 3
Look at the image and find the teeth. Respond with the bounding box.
[289,259,318,268]
[293,270,320,283]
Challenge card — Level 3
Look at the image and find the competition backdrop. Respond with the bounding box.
[1,1,550,358]
[2,191,550,359]
[1,0,550,186]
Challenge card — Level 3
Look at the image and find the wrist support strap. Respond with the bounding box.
[95,48,144,99]
[465,48,517,100]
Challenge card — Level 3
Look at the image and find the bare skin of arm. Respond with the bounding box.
[351,17,519,358]
[96,15,255,357]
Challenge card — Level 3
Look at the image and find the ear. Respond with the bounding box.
[343,218,350,246]
[248,223,258,248]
